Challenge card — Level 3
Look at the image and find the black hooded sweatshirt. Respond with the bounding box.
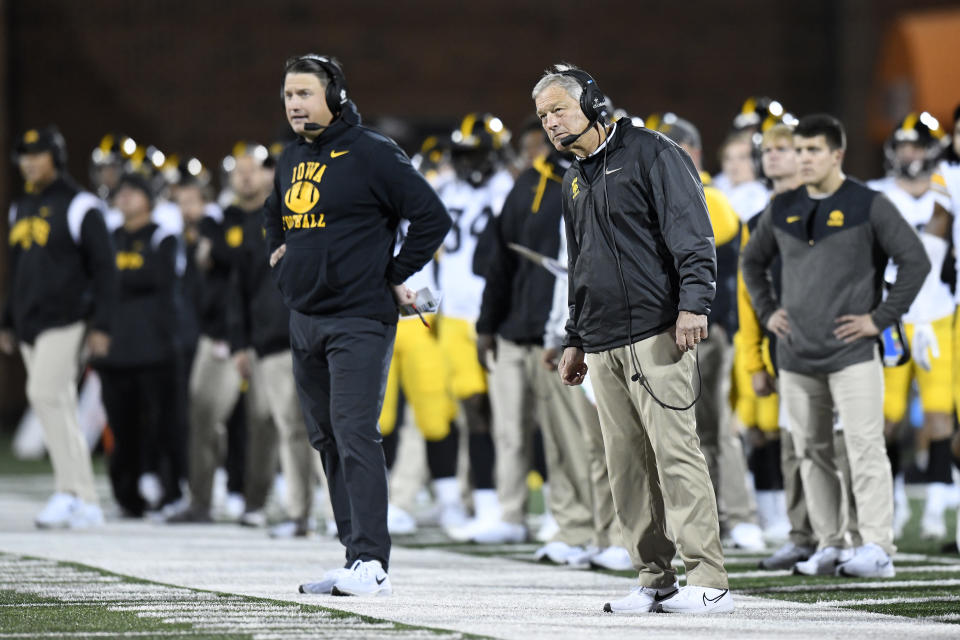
[262,102,450,324]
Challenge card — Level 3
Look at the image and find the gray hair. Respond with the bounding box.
[531,64,583,102]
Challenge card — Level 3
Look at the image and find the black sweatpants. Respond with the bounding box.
[99,361,177,516]
[289,310,396,571]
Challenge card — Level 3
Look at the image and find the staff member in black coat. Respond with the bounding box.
[264,54,450,597]
[535,64,732,614]
[1,126,116,529]
[95,173,179,518]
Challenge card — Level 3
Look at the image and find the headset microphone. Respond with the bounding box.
[560,120,597,147]
[303,122,325,131]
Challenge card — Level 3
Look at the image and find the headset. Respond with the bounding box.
[281,54,348,119]
[553,67,611,147]
[561,66,701,411]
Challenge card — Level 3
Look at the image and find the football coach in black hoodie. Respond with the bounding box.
[264,54,450,597]
[533,64,732,614]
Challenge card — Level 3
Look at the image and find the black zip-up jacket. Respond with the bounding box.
[263,102,450,324]
[98,222,178,368]
[562,119,717,352]
[229,213,290,357]
[476,150,569,344]
[3,175,117,344]
[194,206,247,341]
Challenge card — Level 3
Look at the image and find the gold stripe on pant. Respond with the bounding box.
[20,322,98,504]
[586,332,728,589]
[780,350,893,553]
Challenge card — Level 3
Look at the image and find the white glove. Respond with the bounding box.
[911,323,939,372]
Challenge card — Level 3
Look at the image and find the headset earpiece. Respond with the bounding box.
[555,67,609,124]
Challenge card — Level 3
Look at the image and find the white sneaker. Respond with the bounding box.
[535,541,585,564]
[387,504,417,535]
[793,545,844,576]
[470,520,527,544]
[590,546,633,571]
[566,545,601,568]
[239,510,267,528]
[535,511,559,543]
[138,473,163,510]
[68,501,104,529]
[446,517,490,542]
[836,543,895,578]
[331,560,392,597]
[270,518,314,538]
[35,493,79,529]
[223,493,245,521]
[729,522,766,552]
[299,566,353,594]
[439,503,469,530]
[759,542,815,570]
[656,585,734,614]
[603,581,679,614]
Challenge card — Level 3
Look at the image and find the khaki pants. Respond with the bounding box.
[255,350,321,521]
[20,322,98,504]
[696,328,758,530]
[489,339,593,544]
[569,383,622,548]
[586,332,728,589]
[244,351,278,513]
[187,335,242,510]
[780,351,894,553]
[781,430,816,547]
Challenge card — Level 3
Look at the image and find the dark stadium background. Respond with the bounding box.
[1,0,958,429]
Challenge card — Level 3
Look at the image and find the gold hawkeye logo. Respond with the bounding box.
[284,161,327,215]
[827,209,844,227]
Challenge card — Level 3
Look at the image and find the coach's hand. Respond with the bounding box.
[675,311,707,352]
[541,346,560,372]
[86,330,110,358]
[558,346,587,386]
[391,283,416,305]
[833,313,879,344]
[0,330,15,356]
[233,351,252,380]
[269,243,286,268]
[477,333,497,372]
[766,308,791,340]
[751,370,777,397]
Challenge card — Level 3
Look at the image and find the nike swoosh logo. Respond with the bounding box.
[786,216,800,223]
[605,167,622,175]
[376,576,387,585]
[654,589,678,602]
[330,150,349,158]
[702,589,728,606]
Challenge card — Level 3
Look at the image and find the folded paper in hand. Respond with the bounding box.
[399,287,441,317]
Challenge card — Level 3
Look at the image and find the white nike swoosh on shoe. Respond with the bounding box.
[605,167,622,175]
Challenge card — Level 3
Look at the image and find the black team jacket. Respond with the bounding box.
[562,119,717,353]
[263,103,450,323]
[476,150,570,344]
[3,175,117,344]
[99,222,178,368]
[229,212,290,357]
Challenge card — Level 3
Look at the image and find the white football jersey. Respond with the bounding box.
[713,175,770,223]
[395,220,438,297]
[869,175,955,322]
[436,169,513,320]
[938,160,960,303]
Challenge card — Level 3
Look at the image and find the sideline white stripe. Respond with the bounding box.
[753,578,960,593]
[816,595,960,607]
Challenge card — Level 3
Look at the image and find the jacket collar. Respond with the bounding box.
[297,100,362,147]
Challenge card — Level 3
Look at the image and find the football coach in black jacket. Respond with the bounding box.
[533,64,732,614]
[264,55,450,597]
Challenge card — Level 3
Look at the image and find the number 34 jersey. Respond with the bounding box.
[436,170,514,321]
